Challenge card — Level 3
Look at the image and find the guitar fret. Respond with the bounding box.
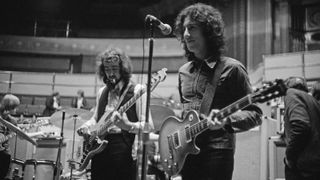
[218,96,251,119]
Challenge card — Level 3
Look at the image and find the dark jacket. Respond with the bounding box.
[178,57,262,150]
[71,97,89,110]
[284,88,320,174]
[42,96,60,116]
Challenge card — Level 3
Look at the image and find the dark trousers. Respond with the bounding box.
[0,151,11,179]
[285,163,320,180]
[91,135,134,180]
[180,149,234,180]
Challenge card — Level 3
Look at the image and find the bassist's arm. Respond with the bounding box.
[115,84,155,134]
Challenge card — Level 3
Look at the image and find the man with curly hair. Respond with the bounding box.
[174,3,262,180]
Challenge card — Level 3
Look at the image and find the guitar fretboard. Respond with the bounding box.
[95,73,163,136]
[188,95,252,137]
[118,88,146,114]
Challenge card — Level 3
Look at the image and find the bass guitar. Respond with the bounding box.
[77,68,167,171]
[158,79,287,176]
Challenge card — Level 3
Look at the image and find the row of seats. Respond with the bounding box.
[0,94,96,117]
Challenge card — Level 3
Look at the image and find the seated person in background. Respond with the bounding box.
[0,94,20,179]
[283,77,320,180]
[43,91,61,116]
[71,89,89,110]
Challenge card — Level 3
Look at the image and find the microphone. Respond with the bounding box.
[145,14,172,35]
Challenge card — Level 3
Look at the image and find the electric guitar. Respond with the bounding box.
[158,79,287,176]
[77,68,167,171]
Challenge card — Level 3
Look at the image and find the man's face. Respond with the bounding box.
[182,16,207,58]
[103,55,121,85]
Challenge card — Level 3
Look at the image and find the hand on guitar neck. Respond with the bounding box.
[201,109,229,131]
[112,111,135,132]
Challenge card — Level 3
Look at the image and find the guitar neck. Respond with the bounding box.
[96,82,159,136]
[118,88,146,114]
[94,68,166,137]
[189,95,252,137]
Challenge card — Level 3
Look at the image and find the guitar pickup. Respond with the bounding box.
[185,125,191,142]
[172,131,181,149]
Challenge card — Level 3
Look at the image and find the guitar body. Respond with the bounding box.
[159,110,201,176]
[158,79,287,176]
[78,135,108,171]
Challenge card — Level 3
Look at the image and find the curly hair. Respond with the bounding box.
[97,47,132,85]
[174,3,225,62]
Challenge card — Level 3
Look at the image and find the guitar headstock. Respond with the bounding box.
[252,79,287,103]
[154,68,167,82]
[150,68,167,90]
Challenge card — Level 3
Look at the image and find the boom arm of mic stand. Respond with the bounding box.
[54,111,65,180]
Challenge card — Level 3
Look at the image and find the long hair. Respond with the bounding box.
[174,3,225,62]
[97,47,132,85]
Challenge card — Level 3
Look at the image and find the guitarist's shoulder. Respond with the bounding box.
[221,57,244,67]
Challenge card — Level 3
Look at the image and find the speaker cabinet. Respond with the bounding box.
[305,31,320,44]
[305,5,320,32]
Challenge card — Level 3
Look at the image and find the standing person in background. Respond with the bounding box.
[174,3,262,180]
[283,77,320,180]
[43,91,61,116]
[77,47,154,180]
[0,94,20,179]
[71,89,89,110]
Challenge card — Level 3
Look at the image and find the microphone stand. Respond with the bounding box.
[69,114,78,180]
[53,111,65,180]
[138,18,155,180]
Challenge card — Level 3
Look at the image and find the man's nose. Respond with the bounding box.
[184,28,190,38]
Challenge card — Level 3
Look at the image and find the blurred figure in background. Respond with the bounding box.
[71,89,89,110]
[310,81,320,101]
[0,94,20,179]
[43,91,61,116]
[283,77,320,180]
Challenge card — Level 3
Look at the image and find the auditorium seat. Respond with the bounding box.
[60,97,72,107]
[86,97,96,109]
[33,96,47,105]
[16,104,28,115]
[27,104,45,117]
[20,96,33,105]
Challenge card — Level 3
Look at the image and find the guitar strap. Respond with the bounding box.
[97,82,131,122]
[199,58,226,115]
[115,82,131,111]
